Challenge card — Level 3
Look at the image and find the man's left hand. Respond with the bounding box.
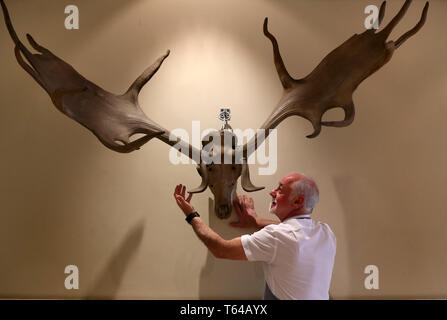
[174,184,195,216]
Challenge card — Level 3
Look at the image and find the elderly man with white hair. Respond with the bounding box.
[174,173,336,300]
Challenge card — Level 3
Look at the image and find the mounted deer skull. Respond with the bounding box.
[0,0,428,219]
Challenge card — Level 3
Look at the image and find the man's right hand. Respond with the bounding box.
[230,195,260,228]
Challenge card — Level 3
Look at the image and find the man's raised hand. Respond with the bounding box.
[230,195,260,228]
[174,184,195,216]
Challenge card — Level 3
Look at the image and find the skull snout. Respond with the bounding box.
[217,204,231,219]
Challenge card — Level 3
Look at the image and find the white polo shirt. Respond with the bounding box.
[241,215,336,300]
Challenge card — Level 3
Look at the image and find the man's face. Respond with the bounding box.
[269,174,303,221]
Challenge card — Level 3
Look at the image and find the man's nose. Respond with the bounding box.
[269,190,276,197]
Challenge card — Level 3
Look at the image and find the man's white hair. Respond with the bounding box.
[289,174,319,213]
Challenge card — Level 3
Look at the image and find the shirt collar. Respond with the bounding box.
[283,214,312,223]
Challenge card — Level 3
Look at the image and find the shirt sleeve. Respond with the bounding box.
[241,225,278,263]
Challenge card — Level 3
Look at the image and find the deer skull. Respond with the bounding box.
[189,128,263,219]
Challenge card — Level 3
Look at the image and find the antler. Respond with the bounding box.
[0,0,202,159]
[241,0,428,159]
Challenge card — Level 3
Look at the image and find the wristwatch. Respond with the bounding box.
[186,211,200,224]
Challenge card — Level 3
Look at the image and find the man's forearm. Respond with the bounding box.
[190,217,225,257]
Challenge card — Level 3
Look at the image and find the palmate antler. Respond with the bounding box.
[241,0,429,159]
[0,0,202,156]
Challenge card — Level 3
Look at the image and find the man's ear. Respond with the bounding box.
[292,195,305,209]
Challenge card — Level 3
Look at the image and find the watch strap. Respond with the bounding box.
[186,211,200,224]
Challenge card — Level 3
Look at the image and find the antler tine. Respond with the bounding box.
[188,163,208,194]
[26,33,49,54]
[241,158,264,192]
[1,0,46,91]
[13,44,42,88]
[379,0,412,38]
[112,133,155,153]
[239,18,297,159]
[263,17,295,89]
[395,2,429,49]
[122,50,206,160]
[321,102,355,128]
[124,50,171,103]
[0,0,18,42]
[378,1,387,27]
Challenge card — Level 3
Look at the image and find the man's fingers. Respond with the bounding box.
[174,184,188,200]
[249,197,254,209]
[243,194,249,207]
[186,192,193,202]
[235,197,244,213]
[243,195,251,211]
[239,195,249,213]
[174,184,181,197]
[238,195,244,208]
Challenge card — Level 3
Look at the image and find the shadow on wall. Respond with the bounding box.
[0,0,152,299]
[331,175,436,299]
[332,175,392,298]
[85,221,145,299]
[198,198,264,299]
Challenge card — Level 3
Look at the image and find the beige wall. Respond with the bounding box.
[0,0,445,299]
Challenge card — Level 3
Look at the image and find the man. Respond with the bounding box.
[173,173,336,300]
